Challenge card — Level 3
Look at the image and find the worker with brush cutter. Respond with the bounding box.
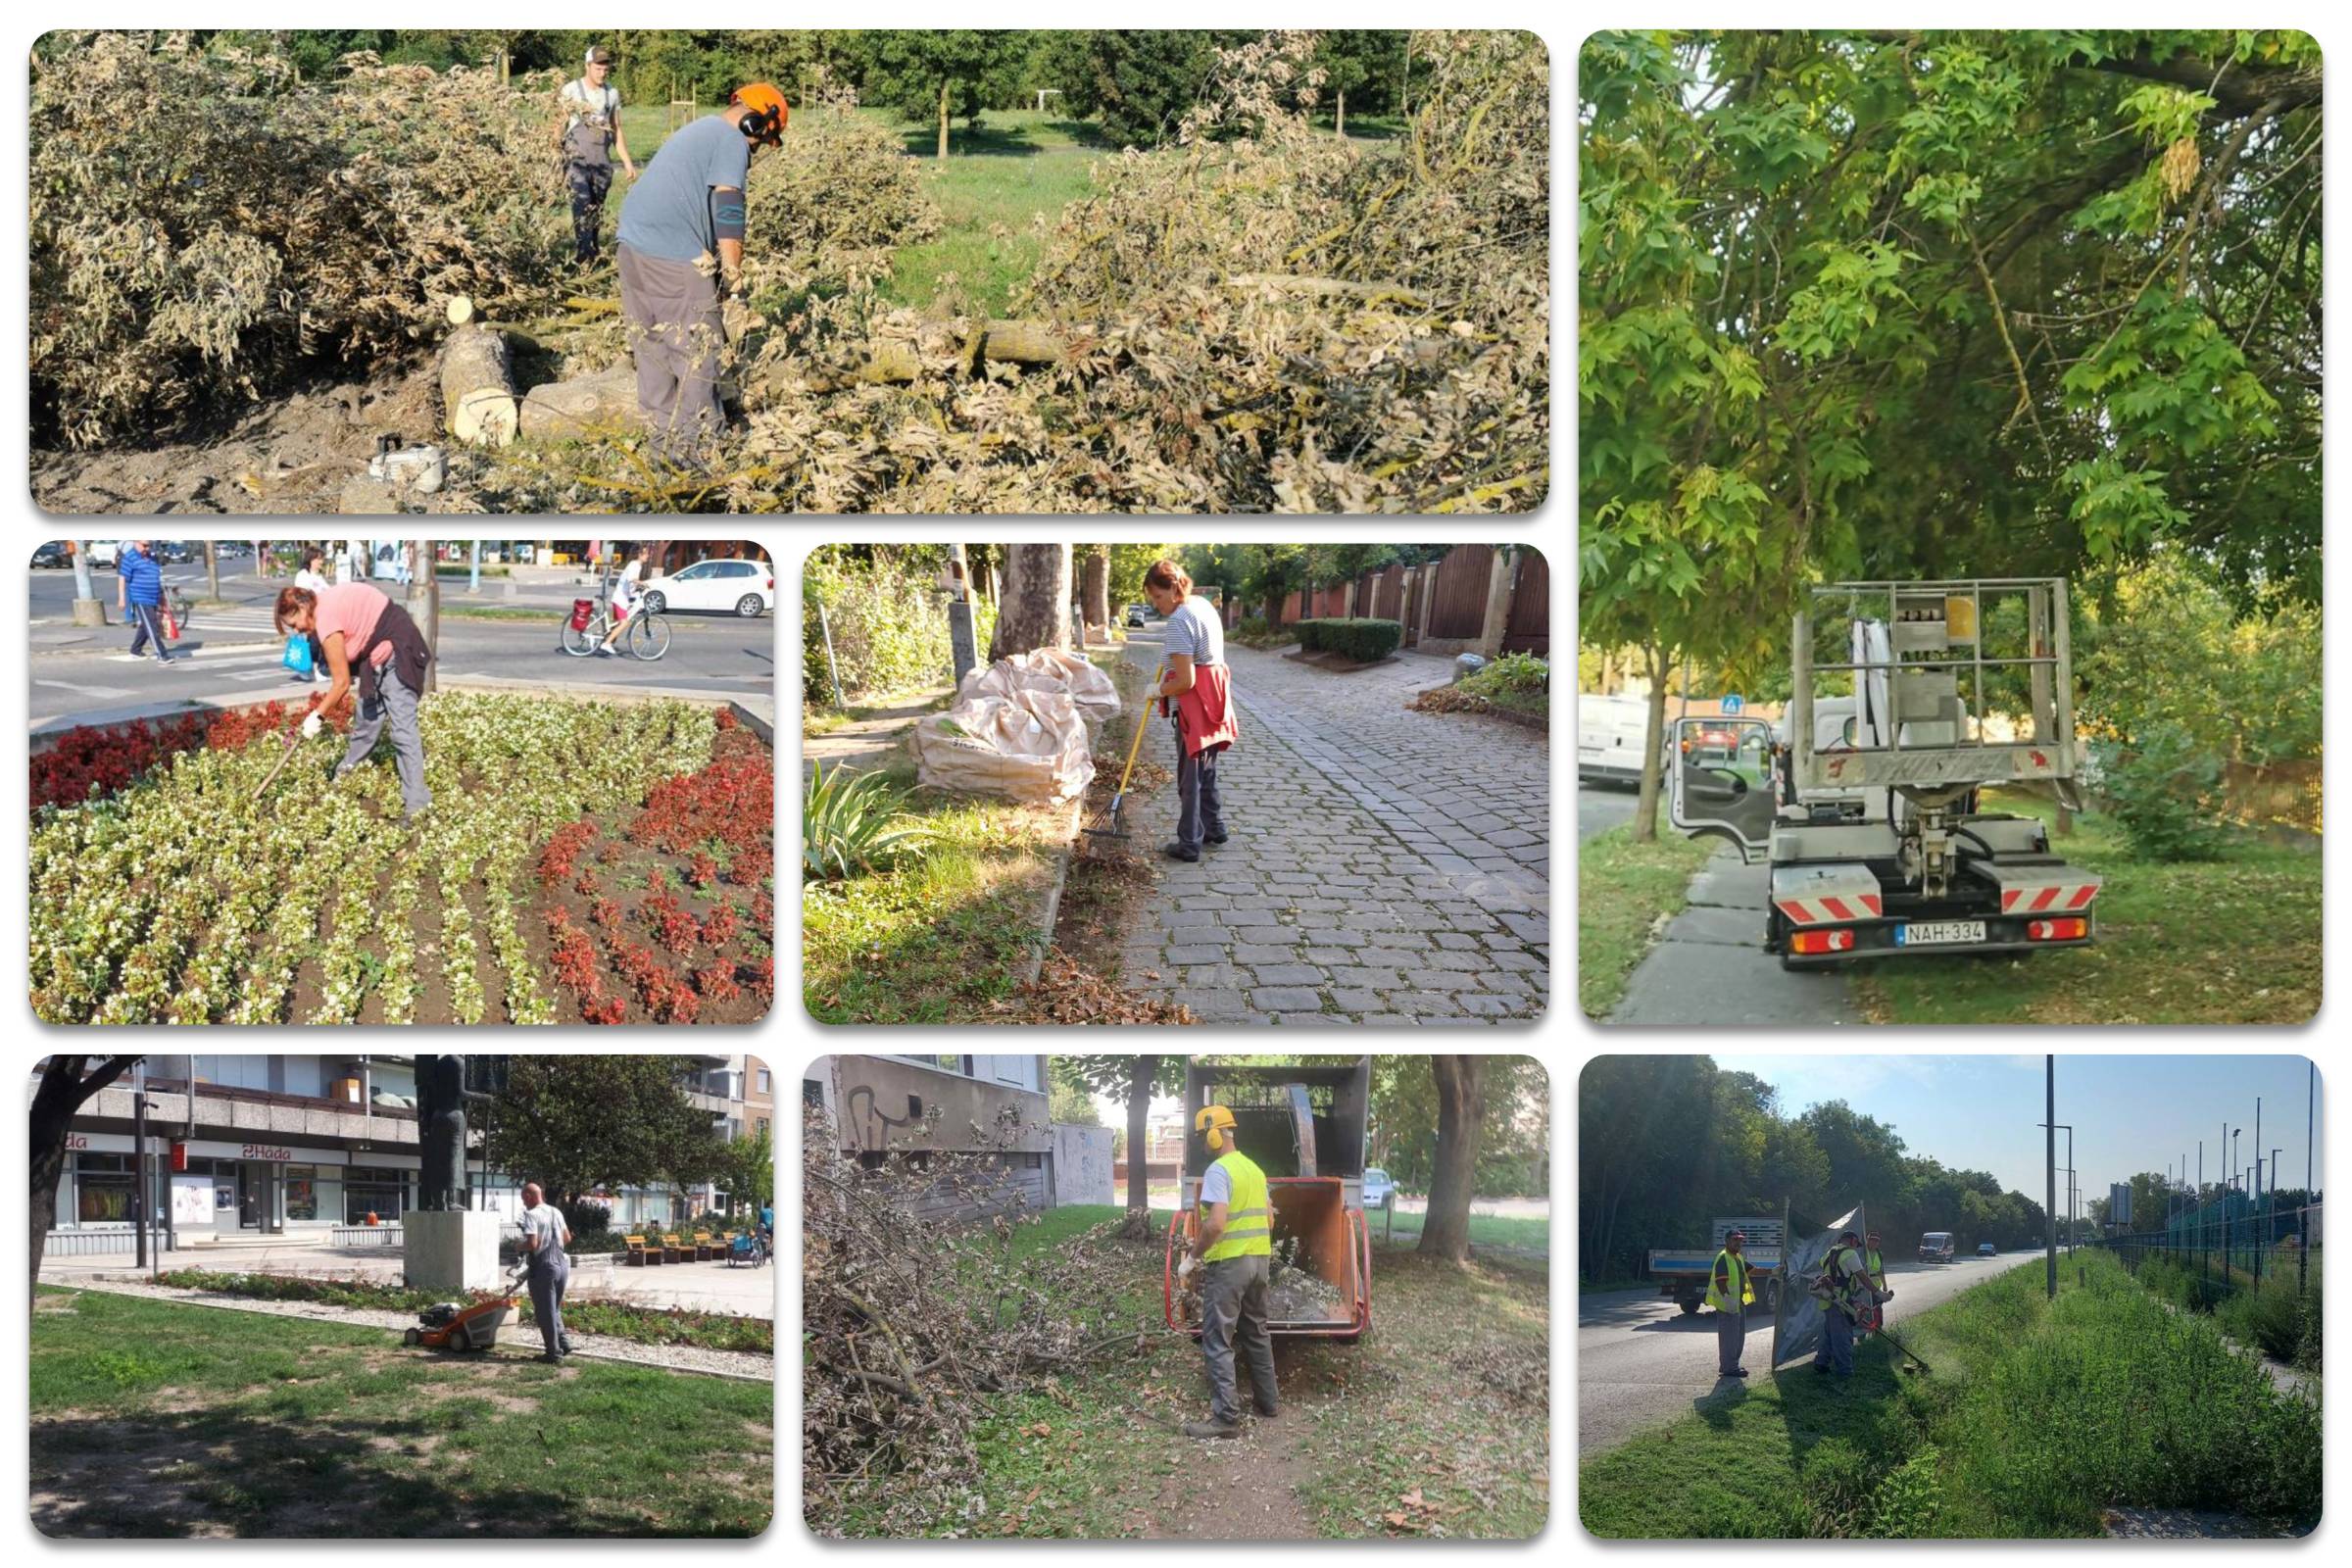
[1179,1104,1279,1439]
[614,82,788,466]
[272,577,435,822]
[1858,1230,1892,1340]
[1142,560,1238,863]
[1808,1229,1872,1381]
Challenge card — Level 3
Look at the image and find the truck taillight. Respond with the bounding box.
[1789,929,1855,955]
[2027,917,2088,941]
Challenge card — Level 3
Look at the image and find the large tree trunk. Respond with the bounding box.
[1416,1056,1488,1265]
[441,322,519,448]
[519,368,645,439]
[30,1056,141,1309]
[989,545,1072,660]
[1081,546,1110,646]
[1634,641,1670,843]
[938,78,951,163]
[1121,1055,1160,1239]
[204,540,220,602]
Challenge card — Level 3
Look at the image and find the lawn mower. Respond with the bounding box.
[402,1265,525,1352]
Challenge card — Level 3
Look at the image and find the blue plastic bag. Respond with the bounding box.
[282,633,314,676]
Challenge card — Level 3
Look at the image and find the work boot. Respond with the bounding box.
[1204,830,1229,846]
[1254,1402,1279,1418]
[539,1352,565,1365]
[1162,841,1200,862]
[1729,1368,1748,1377]
[1183,1419,1240,1440]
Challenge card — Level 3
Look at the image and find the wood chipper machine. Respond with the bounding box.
[1164,1056,1372,1341]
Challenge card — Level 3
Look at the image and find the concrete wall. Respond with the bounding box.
[821,1055,1052,1154]
[1052,1125,1115,1206]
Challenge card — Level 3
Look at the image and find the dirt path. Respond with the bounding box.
[803,686,953,776]
[1137,1391,1323,1539]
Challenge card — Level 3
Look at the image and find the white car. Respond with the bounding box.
[1578,693,1657,787]
[640,558,773,617]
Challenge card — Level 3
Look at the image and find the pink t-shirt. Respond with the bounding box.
[311,582,395,667]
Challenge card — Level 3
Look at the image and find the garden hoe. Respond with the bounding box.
[250,729,302,801]
[1083,661,1164,843]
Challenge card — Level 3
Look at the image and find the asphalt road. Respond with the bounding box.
[1578,780,1642,841]
[1578,1250,2032,1455]
[27,566,774,730]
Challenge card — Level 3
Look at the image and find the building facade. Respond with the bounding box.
[804,1054,1055,1220]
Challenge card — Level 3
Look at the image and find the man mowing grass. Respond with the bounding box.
[518,1183,575,1363]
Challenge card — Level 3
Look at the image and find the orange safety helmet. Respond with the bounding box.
[729,83,789,146]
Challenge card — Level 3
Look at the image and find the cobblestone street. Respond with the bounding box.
[1116,632,1549,1024]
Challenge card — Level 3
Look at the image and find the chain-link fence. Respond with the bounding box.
[2099,1198,2321,1304]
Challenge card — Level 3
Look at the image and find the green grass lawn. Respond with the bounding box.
[1850,790,2322,1024]
[31,1287,769,1538]
[870,110,1110,315]
[1578,817,1717,1018]
[1579,1250,2319,1539]
[1369,1211,1551,1255]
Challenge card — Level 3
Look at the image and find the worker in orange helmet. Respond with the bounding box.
[614,82,789,466]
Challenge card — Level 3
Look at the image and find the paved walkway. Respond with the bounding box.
[1606,846,1861,1026]
[1115,634,1549,1024]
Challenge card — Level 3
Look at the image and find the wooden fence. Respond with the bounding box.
[1502,549,1549,653]
[1425,543,1495,639]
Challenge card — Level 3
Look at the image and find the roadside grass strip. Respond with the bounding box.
[1851,791,2320,1024]
[1579,1250,2319,1539]
[1366,1213,1551,1255]
[1577,820,1715,1018]
[31,1287,770,1537]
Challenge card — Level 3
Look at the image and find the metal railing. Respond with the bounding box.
[2096,1200,2323,1307]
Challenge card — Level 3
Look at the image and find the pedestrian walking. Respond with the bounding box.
[1143,560,1238,862]
[560,45,637,266]
[1179,1104,1279,1438]
[291,549,332,683]
[117,540,175,664]
[614,83,787,465]
[1709,1229,1756,1378]
[517,1182,575,1362]
[1810,1229,1871,1379]
[273,577,436,821]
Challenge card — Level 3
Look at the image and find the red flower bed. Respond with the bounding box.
[540,822,600,882]
[696,962,742,1003]
[31,696,355,812]
[631,758,772,859]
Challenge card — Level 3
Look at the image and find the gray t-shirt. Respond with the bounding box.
[1162,595,1224,668]
[519,1202,570,1265]
[1200,1160,1234,1205]
[562,78,620,167]
[616,113,751,263]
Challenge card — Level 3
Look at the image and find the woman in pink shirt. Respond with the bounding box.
[273,578,437,820]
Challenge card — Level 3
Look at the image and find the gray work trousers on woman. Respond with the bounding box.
[1172,731,1228,853]
[527,1252,570,1359]
[617,243,725,466]
[1199,1254,1279,1427]
[336,665,431,816]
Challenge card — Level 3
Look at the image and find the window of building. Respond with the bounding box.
[284,1165,318,1222]
[757,1068,770,1095]
[345,1166,411,1224]
[75,1153,134,1223]
[994,1056,1034,1089]
[803,1079,824,1107]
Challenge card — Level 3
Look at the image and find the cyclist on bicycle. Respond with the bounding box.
[595,547,646,657]
[760,1200,773,1258]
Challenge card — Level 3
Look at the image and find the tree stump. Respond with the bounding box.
[440,322,518,448]
[520,368,646,440]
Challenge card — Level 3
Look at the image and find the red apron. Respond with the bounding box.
[1172,663,1240,758]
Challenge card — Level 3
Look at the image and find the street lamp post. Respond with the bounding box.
[2044,1057,2057,1301]
[2041,1122,2074,1253]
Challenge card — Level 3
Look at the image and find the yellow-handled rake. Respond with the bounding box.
[1084,662,1163,841]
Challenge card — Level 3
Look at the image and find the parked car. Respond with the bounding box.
[640,558,772,617]
[1977,1241,1997,1256]
[1919,1231,1955,1263]
[85,540,121,567]
[30,542,69,568]
[1125,605,1147,628]
[1362,1167,1395,1208]
[158,542,192,563]
[215,541,253,558]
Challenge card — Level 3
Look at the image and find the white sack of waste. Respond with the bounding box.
[958,647,1120,724]
[911,688,1094,805]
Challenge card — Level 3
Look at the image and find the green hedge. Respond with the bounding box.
[1297,617,1402,662]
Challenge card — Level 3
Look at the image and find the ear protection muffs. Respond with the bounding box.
[1196,1105,1236,1153]
[736,105,782,144]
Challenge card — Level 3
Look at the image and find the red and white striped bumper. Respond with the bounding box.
[1770,863,1886,926]
[1980,863,2104,916]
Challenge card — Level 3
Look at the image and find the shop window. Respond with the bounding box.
[284,1165,318,1222]
[74,1153,133,1223]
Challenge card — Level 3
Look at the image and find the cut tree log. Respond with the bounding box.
[445,295,478,326]
[440,322,518,448]
[520,368,646,440]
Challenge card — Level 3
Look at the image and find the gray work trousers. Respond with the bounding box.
[1199,1254,1278,1427]
[1716,1302,1746,1375]
[126,602,172,662]
[527,1253,570,1358]
[336,664,431,815]
[617,242,725,466]
[1173,731,1227,852]
[1815,1304,1855,1376]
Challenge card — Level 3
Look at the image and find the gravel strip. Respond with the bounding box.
[63,1276,775,1385]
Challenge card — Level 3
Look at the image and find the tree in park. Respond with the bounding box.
[857,28,1018,160]
[1056,1055,1185,1237]
[1079,545,1111,641]
[30,1055,142,1308]
[1581,31,2323,839]
[1416,1056,1490,1264]
[1050,29,1250,147]
[988,544,1072,659]
[479,1055,727,1216]
[1108,544,1183,610]
[711,1121,775,1217]
[1312,30,1406,134]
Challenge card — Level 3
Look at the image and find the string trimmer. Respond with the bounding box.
[1083,661,1164,842]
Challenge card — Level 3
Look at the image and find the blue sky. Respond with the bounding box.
[1713,1054,2323,1205]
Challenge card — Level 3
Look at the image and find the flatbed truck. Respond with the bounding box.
[1646,1215,1785,1314]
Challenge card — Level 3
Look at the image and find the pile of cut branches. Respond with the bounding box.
[803,1102,1179,1537]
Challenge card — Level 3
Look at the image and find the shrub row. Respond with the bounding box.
[1297,618,1402,662]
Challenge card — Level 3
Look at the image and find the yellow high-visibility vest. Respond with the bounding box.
[1201,1151,1273,1261]
[1705,1248,1753,1311]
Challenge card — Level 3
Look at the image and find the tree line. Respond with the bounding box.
[1580,1055,2050,1282]
[188,29,1421,148]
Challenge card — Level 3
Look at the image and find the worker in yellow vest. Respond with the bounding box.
[1179,1104,1279,1438]
[1859,1231,1891,1338]
[1707,1229,1757,1379]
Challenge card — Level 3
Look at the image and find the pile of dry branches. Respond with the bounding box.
[803,1102,1177,1538]
[30,32,572,448]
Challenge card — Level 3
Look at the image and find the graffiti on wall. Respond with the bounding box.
[844,1084,926,1152]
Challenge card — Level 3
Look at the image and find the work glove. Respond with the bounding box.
[721,293,761,345]
[1177,1254,1198,1282]
[301,712,323,740]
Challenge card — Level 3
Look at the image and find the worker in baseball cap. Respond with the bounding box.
[1707,1230,1755,1379]
[1859,1231,1890,1337]
[613,81,791,465]
[560,45,638,265]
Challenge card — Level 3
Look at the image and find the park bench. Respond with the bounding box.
[692,1230,718,1260]
[661,1232,687,1264]
[624,1234,657,1266]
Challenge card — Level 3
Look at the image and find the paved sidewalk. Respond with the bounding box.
[1116,635,1549,1024]
[1606,846,1860,1026]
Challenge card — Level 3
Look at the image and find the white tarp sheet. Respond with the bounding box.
[911,649,1119,805]
[958,648,1119,724]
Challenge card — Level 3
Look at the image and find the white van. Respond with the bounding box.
[86,540,121,567]
[1579,694,1657,787]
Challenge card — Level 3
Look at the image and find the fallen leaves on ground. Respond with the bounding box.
[988,951,1199,1025]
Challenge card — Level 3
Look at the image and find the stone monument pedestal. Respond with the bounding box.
[402,1208,502,1293]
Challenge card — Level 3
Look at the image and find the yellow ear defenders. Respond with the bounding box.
[1196,1104,1237,1152]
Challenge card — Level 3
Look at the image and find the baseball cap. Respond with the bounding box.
[586,45,614,66]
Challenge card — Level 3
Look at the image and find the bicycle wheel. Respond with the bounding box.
[626,612,671,661]
[561,614,601,657]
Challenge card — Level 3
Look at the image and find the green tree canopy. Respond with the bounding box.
[481,1056,728,1211]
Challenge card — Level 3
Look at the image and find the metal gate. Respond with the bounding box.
[1502,550,1549,653]
[1426,544,1494,639]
